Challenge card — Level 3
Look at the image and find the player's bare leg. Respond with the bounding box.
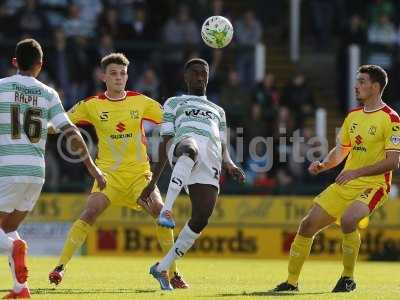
[332,200,368,293]
[158,138,198,229]
[272,204,336,292]
[138,187,189,289]
[49,193,110,285]
[150,184,217,290]
[0,211,30,299]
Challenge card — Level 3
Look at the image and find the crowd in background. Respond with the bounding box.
[0,0,331,194]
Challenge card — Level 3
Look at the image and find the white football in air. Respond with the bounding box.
[201,16,233,48]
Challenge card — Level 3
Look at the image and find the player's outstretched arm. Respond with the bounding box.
[138,135,173,201]
[336,151,400,185]
[309,144,350,175]
[59,124,106,190]
[222,143,245,183]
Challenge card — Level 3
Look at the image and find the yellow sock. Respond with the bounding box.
[155,223,178,277]
[287,234,313,286]
[58,219,92,267]
[341,230,361,278]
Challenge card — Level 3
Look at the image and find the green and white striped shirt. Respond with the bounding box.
[161,95,227,159]
[0,74,71,183]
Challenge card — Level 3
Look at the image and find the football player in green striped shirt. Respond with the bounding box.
[0,39,105,299]
[139,58,245,290]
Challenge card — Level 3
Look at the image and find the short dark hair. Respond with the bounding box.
[100,53,129,70]
[358,64,388,92]
[15,39,43,71]
[184,58,209,72]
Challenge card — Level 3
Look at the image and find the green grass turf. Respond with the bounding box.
[0,256,399,299]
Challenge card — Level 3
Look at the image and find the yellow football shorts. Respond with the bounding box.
[91,170,152,210]
[314,183,388,219]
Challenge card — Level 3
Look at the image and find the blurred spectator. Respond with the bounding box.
[39,0,69,27]
[2,0,25,15]
[14,0,49,39]
[197,0,230,22]
[235,10,263,46]
[134,68,160,99]
[281,73,315,129]
[63,3,93,38]
[120,6,155,41]
[105,0,141,25]
[72,0,103,25]
[0,2,16,38]
[164,4,200,45]
[97,7,121,37]
[252,73,280,126]
[234,10,262,85]
[219,69,249,129]
[66,37,92,108]
[45,148,60,191]
[342,14,367,46]
[96,34,115,60]
[162,5,200,96]
[309,0,334,49]
[244,103,269,162]
[244,142,275,188]
[245,103,268,139]
[367,14,396,46]
[274,107,295,138]
[337,14,367,112]
[120,6,157,86]
[91,66,105,95]
[287,127,316,181]
[46,28,71,106]
[368,0,395,23]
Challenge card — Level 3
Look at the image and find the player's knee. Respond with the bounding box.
[80,207,100,224]
[188,217,208,233]
[299,216,317,236]
[340,215,358,232]
[149,201,163,218]
[176,144,198,161]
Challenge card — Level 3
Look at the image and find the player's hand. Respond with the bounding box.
[138,182,156,204]
[88,165,106,190]
[224,162,245,183]
[335,169,360,185]
[308,161,325,175]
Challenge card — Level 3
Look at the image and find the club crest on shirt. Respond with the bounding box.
[130,110,139,119]
[368,125,377,135]
[391,135,400,145]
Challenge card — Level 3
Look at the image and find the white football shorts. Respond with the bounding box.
[168,135,222,191]
[0,182,43,213]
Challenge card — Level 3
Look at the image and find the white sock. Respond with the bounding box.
[7,231,27,292]
[162,156,195,213]
[0,228,13,253]
[157,223,200,272]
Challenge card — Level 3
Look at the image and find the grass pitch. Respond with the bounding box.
[0,256,399,299]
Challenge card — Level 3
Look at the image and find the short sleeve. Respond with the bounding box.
[219,109,227,144]
[67,100,92,125]
[143,96,163,124]
[338,116,351,147]
[48,91,72,130]
[385,121,400,152]
[160,99,175,136]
